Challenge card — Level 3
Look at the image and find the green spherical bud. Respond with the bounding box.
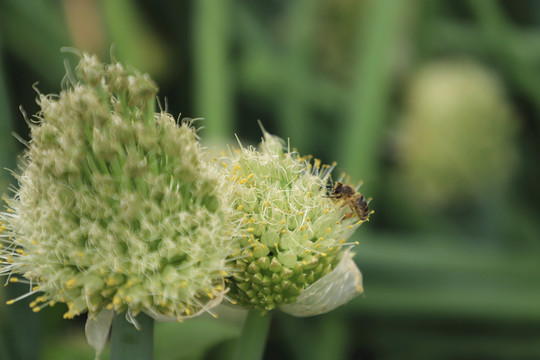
[221,129,365,313]
[0,53,239,322]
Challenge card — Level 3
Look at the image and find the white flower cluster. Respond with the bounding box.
[0,54,239,322]
[222,131,365,312]
[0,53,368,338]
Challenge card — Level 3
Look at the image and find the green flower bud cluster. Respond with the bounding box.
[396,60,518,207]
[0,53,239,321]
[222,131,364,312]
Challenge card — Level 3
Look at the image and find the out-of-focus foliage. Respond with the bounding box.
[0,0,539,359]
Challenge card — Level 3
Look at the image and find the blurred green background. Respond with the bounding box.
[1,0,539,359]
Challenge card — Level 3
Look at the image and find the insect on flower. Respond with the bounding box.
[326,182,370,221]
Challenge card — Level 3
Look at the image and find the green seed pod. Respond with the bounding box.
[0,53,239,324]
[221,128,366,314]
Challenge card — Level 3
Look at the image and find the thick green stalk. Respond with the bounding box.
[99,0,166,75]
[193,0,233,141]
[110,313,154,360]
[234,311,272,360]
[340,0,406,193]
[278,0,318,153]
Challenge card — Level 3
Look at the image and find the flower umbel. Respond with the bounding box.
[0,53,238,323]
[222,130,367,314]
[396,60,518,208]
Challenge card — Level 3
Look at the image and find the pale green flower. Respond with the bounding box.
[221,129,366,314]
[396,60,518,208]
[0,53,239,324]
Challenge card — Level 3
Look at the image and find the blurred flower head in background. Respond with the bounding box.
[394,60,519,209]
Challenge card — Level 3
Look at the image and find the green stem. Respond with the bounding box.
[340,0,406,194]
[235,311,272,360]
[193,0,233,141]
[278,0,318,153]
[110,312,154,360]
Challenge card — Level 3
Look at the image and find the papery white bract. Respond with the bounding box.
[279,250,363,317]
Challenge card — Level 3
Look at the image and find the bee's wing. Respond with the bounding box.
[279,249,363,317]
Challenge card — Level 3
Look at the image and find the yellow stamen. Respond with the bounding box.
[65,279,77,289]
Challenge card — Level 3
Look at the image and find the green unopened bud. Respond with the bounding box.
[221,128,366,314]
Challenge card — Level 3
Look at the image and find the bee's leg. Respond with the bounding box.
[343,212,354,219]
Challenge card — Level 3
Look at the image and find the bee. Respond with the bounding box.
[326,182,370,221]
